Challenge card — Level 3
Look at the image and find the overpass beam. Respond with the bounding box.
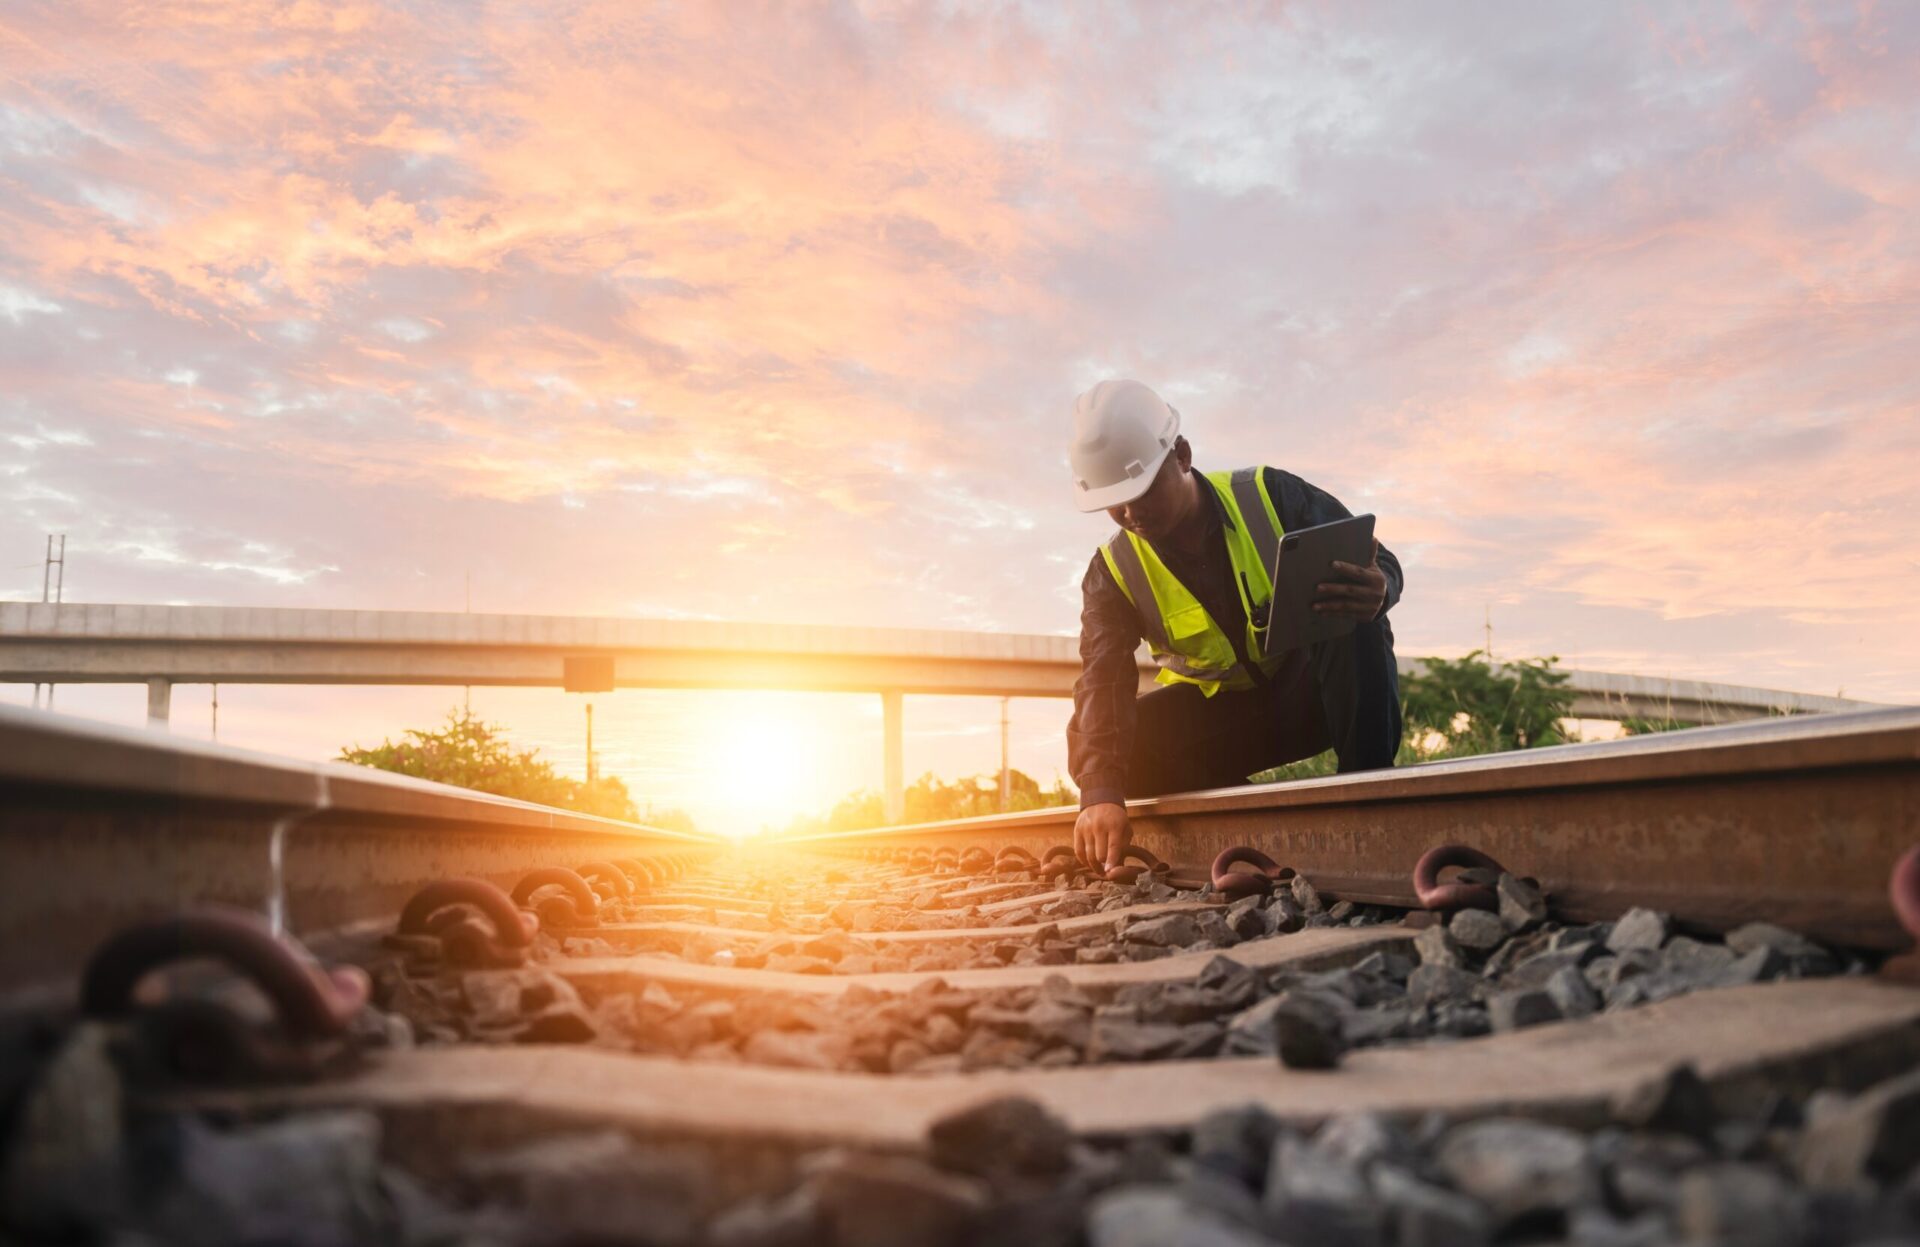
[145,678,171,730]
[882,690,903,825]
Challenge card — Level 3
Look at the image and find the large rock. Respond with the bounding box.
[1435,1118,1598,1224]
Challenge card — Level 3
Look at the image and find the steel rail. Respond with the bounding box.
[782,706,1920,951]
[0,703,722,996]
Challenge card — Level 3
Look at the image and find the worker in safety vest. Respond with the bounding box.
[1066,379,1405,870]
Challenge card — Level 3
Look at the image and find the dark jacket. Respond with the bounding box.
[1067,467,1404,807]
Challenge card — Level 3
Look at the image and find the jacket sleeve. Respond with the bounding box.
[1264,467,1404,617]
[1067,550,1143,809]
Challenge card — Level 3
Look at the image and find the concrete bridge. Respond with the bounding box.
[1,602,1892,820]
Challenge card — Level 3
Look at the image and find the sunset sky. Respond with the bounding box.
[2,2,1916,832]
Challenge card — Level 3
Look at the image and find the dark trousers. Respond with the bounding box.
[1125,617,1403,797]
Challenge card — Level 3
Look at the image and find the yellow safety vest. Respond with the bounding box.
[1098,467,1287,696]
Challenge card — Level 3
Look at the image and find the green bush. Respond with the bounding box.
[339,708,695,828]
[1251,650,1578,783]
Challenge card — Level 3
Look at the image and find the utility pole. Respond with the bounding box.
[211,683,219,741]
[998,697,1011,812]
[585,701,596,784]
[36,534,65,710]
[1483,603,1494,666]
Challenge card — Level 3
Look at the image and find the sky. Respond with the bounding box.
[2,2,1917,832]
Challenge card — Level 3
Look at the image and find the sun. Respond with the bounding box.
[687,693,835,839]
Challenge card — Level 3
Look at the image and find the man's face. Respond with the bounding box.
[1106,454,1187,542]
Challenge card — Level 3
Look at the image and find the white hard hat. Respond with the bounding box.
[1068,379,1181,512]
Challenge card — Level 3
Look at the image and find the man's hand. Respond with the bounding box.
[1074,802,1130,872]
[1315,537,1388,620]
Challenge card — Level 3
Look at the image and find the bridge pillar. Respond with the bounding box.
[145,678,171,730]
[882,690,903,825]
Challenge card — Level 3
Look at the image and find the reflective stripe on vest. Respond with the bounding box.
[1098,467,1287,695]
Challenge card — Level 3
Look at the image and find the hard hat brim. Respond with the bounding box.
[1070,442,1172,513]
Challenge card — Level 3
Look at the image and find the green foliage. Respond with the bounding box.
[789,768,1076,834]
[1619,715,1698,736]
[1250,650,1577,784]
[338,708,694,828]
[1402,650,1573,752]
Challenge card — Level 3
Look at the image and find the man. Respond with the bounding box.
[1066,379,1405,870]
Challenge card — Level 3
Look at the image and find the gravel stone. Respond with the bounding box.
[1191,1105,1283,1189]
[1123,913,1203,947]
[1222,995,1287,1056]
[1263,1133,1381,1245]
[1605,908,1671,953]
[459,1128,706,1247]
[1487,988,1561,1032]
[1726,922,1840,974]
[1448,908,1508,954]
[807,1151,988,1247]
[1496,873,1548,931]
[1545,965,1601,1018]
[1407,963,1481,1007]
[1087,1016,1192,1062]
[1795,1067,1920,1188]
[1272,995,1346,1070]
[0,1024,126,1239]
[707,1188,821,1247]
[1373,1163,1492,1247]
[1289,875,1324,914]
[1414,925,1464,968]
[1675,1162,1808,1247]
[928,1096,1073,1181]
[1435,1118,1599,1224]
[1086,1185,1277,1247]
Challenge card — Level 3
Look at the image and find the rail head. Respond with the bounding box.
[0,701,720,844]
[777,705,1920,846]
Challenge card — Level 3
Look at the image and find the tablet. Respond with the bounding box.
[1259,513,1377,654]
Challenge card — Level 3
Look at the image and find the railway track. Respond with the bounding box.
[2,701,1919,1245]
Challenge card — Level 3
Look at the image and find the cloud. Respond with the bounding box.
[1,0,1917,808]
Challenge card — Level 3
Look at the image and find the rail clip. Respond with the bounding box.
[81,906,369,1082]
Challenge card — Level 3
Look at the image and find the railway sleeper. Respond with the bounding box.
[13,977,1915,1246]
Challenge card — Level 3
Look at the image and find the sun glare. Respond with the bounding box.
[688,693,839,840]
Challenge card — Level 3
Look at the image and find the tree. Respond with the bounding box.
[339,708,694,827]
[1401,650,1573,752]
[1254,650,1578,783]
